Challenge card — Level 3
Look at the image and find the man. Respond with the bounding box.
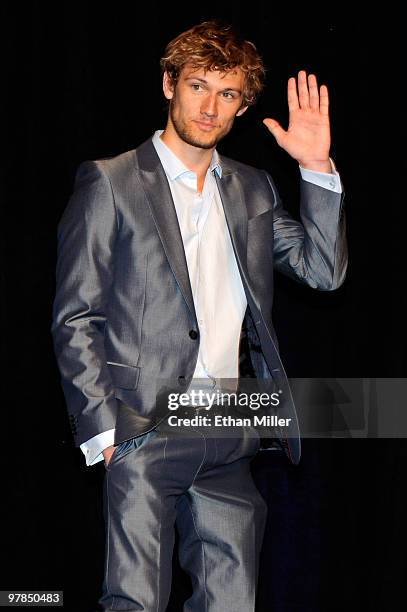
[52,20,347,612]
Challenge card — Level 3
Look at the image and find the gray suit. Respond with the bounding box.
[51,136,347,610]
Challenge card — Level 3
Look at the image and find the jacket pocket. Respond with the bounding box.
[106,361,140,389]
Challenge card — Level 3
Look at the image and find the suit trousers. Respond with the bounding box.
[98,413,268,612]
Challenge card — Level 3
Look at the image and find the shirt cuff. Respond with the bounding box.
[299,157,342,194]
[80,429,116,466]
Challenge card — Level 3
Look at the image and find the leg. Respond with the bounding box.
[99,432,176,612]
[176,436,268,612]
[99,428,210,611]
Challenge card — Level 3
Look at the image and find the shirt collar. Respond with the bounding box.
[152,130,222,180]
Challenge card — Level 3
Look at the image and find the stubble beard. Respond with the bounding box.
[169,97,232,150]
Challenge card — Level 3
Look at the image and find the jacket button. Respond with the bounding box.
[178,376,187,386]
[189,329,198,339]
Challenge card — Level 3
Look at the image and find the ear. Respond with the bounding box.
[163,71,175,100]
[236,105,249,117]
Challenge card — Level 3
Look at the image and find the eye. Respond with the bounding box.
[191,83,203,91]
[222,92,236,99]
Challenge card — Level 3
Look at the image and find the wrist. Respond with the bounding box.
[298,159,332,173]
[103,445,115,456]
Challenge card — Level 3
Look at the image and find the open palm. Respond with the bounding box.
[263,71,331,170]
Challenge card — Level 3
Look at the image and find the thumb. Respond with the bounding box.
[263,118,286,145]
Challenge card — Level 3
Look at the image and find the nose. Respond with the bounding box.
[200,93,218,117]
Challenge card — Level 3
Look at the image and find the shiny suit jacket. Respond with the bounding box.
[51,136,347,465]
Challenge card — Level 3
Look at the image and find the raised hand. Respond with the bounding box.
[263,71,331,173]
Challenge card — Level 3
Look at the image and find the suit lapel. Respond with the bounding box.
[214,168,248,270]
[134,138,261,321]
[135,139,197,322]
[215,161,261,315]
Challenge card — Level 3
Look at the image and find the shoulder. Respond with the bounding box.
[77,136,160,182]
[72,147,142,197]
[218,154,280,217]
[218,154,278,200]
[86,148,138,178]
[78,134,156,173]
[218,154,270,184]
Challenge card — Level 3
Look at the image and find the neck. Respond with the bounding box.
[160,122,214,179]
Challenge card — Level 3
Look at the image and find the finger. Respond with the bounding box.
[308,74,319,111]
[287,77,299,112]
[263,118,287,145]
[297,70,310,109]
[319,84,329,116]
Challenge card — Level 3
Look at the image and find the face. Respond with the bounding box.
[163,64,248,150]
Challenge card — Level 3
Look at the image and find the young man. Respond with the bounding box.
[52,20,347,612]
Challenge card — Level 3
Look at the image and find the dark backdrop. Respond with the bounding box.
[3,3,406,611]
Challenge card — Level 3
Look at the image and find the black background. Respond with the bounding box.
[2,2,406,611]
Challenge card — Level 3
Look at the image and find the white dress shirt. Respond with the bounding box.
[152,131,248,389]
[80,131,342,466]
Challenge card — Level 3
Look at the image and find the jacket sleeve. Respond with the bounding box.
[264,170,348,290]
[51,160,119,446]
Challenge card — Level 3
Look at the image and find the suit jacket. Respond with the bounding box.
[51,136,347,465]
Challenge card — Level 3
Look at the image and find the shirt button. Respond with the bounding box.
[329,180,336,189]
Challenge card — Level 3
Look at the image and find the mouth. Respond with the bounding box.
[194,120,217,132]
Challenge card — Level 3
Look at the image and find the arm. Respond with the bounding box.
[299,157,342,193]
[80,429,116,466]
[265,166,347,290]
[51,161,119,449]
[263,70,347,289]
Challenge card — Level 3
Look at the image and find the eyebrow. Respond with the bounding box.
[184,76,242,94]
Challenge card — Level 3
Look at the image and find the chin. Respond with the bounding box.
[185,131,218,150]
[195,129,226,146]
[193,138,218,149]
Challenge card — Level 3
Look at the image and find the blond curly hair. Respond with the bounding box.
[160,20,266,108]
